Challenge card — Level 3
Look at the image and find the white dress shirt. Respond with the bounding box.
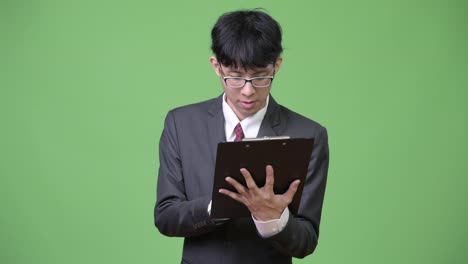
[212,94,290,238]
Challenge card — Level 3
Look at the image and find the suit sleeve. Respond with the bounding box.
[266,125,330,258]
[154,111,219,237]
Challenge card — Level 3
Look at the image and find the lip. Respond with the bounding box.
[240,100,257,109]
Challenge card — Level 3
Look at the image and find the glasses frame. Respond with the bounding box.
[218,64,276,89]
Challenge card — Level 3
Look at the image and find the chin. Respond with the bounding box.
[243,109,258,116]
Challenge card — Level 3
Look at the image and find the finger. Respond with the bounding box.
[219,188,245,205]
[283,180,301,205]
[265,165,274,193]
[240,168,259,190]
[225,177,247,195]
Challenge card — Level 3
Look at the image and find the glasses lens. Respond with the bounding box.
[252,78,272,88]
[225,78,245,88]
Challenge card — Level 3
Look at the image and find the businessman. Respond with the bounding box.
[154,9,329,264]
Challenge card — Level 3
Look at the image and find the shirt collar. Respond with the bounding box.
[222,94,269,140]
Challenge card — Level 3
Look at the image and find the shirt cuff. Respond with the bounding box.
[252,207,290,238]
[207,200,212,215]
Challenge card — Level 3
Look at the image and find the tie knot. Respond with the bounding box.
[234,123,244,142]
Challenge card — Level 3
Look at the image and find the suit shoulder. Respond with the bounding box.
[167,97,220,118]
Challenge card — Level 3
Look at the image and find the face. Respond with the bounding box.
[210,56,282,121]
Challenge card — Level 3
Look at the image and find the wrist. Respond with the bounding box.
[252,208,283,221]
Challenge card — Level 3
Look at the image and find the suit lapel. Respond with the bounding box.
[207,95,226,164]
[257,96,287,137]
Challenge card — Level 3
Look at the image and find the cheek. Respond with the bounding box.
[224,88,238,99]
[259,88,271,98]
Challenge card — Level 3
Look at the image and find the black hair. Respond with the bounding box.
[211,9,283,69]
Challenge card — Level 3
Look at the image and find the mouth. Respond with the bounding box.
[239,100,257,109]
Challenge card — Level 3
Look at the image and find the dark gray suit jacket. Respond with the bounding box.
[154,95,329,264]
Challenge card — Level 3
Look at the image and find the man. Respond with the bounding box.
[154,9,329,264]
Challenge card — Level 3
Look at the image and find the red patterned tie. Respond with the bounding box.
[234,123,244,142]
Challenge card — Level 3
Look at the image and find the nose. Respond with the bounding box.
[241,81,256,97]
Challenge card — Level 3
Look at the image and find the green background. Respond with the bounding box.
[1,0,467,263]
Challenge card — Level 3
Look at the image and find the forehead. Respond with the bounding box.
[222,64,273,74]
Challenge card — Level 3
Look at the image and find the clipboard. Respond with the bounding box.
[210,137,314,218]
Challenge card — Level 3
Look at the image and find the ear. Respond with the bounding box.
[209,56,221,77]
[274,57,283,74]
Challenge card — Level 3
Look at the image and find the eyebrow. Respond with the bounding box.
[226,68,271,75]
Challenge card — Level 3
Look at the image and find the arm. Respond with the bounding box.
[154,111,219,237]
[266,126,330,258]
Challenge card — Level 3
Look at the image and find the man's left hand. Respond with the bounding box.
[219,165,300,221]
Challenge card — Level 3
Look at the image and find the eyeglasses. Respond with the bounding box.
[218,64,275,89]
